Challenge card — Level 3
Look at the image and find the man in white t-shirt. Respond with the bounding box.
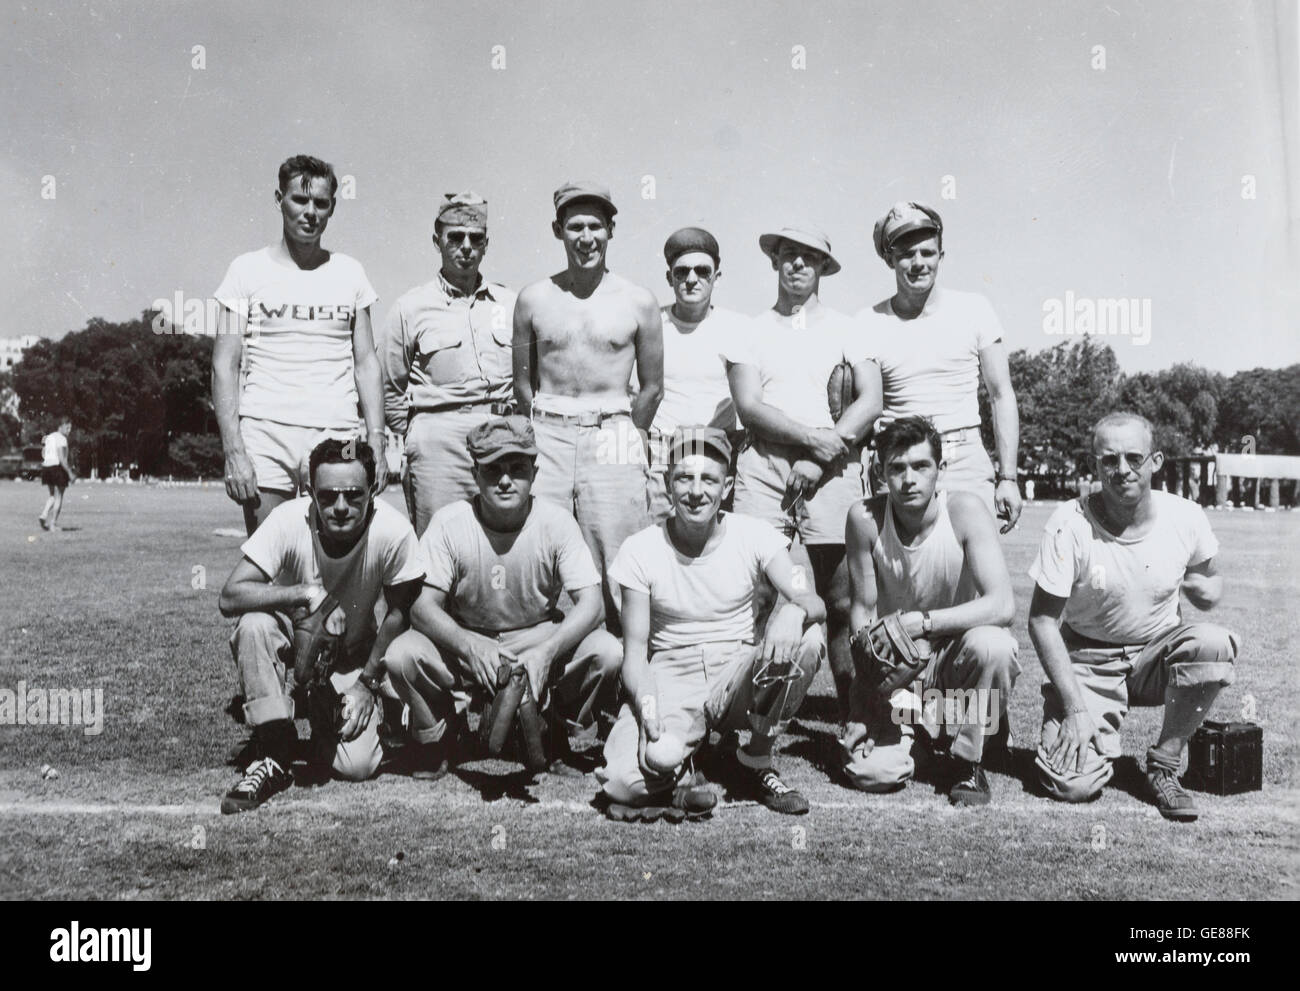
[216,438,426,813]
[598,428,826,820]
[384,417,623,776]
[38,419,75,531]
[645,227,751,522]
[212,155,389,535]
[724,226,881,715]
[859,202,1022,530]
[1028,413,1239,821]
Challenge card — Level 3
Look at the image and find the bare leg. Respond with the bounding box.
[48,485,66,528]
[808,543,851,720]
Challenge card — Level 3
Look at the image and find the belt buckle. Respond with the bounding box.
[576,411,602,428]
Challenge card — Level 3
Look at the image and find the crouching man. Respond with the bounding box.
[218,438,425,813]
[383,416,623,777]
[841,416,1018,806]
[597,427,826,821]
[1028,412,1238,821]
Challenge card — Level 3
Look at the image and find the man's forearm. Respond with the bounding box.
[991,393,1019,475]
[741,402,816,449]
[354,351,386,437]
[928,591,1013,637]
[220,581,312,617]
[630,383,662,434]
[1029,618,1088,710]
[366,603,409,677]
[212,365,245,454]
[620,645,651,706]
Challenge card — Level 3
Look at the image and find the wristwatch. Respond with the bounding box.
[996,472,1018,483]
[357,670,384,694]
[921,612,933,635]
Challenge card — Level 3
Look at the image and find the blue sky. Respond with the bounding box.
[3,0,1296,372]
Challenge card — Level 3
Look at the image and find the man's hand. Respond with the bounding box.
[1047,708,1103,775]
[804,427,850,466]
[338,681,376,742]
[461,632,513,693]
[839,720,870,758]
[995,479,1023,533]
[515,644,555,703]
[635,696,673,782]
[223,449,258,504]
[761,603,806,665]
[897,610,925,639]
[785,459,824,505]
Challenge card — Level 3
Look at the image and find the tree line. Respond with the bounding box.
[5,313,1297,480]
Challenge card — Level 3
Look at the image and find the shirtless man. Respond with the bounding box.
[512,181,664,631]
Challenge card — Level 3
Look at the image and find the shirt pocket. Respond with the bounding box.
[475,304,514,382]
[416,329,468,384]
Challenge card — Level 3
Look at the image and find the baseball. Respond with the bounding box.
[644,734,687,774]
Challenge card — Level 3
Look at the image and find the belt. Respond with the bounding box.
[411,401,515,417]
[531,408,630,427]
[939,425,981,442]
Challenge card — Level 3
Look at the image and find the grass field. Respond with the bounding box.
[1,480,1296,900]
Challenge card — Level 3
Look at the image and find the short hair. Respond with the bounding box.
[875,415,942,465]
[555,198,615,227]
[308,438,375,489]
[278,155,338,198]
[1091,412,1155,452]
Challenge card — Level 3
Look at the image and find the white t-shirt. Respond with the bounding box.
[857,288,1003,433]
[610,513,788,652]
[1028,491,1219,645]
[215,246,379,430]
[41,432,67,467]
[721,302,873,431]
[242,497,424,653]
[652,305,751,434]
[420,499,600,633]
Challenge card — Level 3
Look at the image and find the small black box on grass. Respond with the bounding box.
[1183,720,1262,794]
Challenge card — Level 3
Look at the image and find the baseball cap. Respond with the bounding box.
[438,191,488,228]
[758,226,841,275]
[553,180,617,220]
[664,227,720,266]
[667,426,733,467]
[465,416,538,463]
[873,202,943,263]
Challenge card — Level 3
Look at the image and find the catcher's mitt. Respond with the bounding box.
[850,612,932,697]
[826,359,855,422]
[291,589,346,687]
[479,662,548,770]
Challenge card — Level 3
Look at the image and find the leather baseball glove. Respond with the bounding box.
[826,359,855,422]
[480,662,548,771]
[850,612,932,697]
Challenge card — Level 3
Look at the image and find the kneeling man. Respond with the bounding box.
[597,427,826,820]
[384,416,623,775]
[1028,412,1238,821]
[841,416,1018,806]
[218,438,424,813]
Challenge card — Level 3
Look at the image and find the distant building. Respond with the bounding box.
[0,335,40,371]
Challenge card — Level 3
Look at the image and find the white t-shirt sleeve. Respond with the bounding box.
[719,323,760,367]
[1028,505,1080,598]
[748,516,789,571]
[554,514,602,592]
[383,521,426,587]
[240,508,289,580]
[214,255,251,319]
[419,517,458,593]
[974,294,1005,350]
[608,534,651,595]
[1187,503,1219,566]
[349,257,380,312]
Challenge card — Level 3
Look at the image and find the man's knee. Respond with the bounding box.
[1035,752,1111,803]
[842,743,915,793]
[1176,623,1239,666]
[333,737,382,782]
[232,611,284,652]
[383,629,441,686]
[588,631,624,680]
[957,626,1018,677]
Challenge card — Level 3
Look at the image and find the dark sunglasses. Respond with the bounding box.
[672,265,715,280]
[444,231,487,247]
[1095,452,1155,473]
[314,486,370,505]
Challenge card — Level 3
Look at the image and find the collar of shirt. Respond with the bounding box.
[437,270,496,302]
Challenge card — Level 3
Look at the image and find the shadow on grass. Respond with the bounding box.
[452,766,540,804]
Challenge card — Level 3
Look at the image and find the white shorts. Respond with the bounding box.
[239,416,360,494]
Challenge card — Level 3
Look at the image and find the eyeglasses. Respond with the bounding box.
[443,231,487,248]
[672,265,715,280]
[1095,451,1155,473]
[314,487,369,505]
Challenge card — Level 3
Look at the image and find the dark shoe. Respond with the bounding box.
[605,774,716,823]
[949,758,991,807]
[740,764,809,815]
[672,771,717,817]
[1147,765,1198,821]
[38,515,49,531]
[221,757,292,814]
[410,739,454,781]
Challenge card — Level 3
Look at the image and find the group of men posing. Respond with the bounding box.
[210,155,1240,824]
